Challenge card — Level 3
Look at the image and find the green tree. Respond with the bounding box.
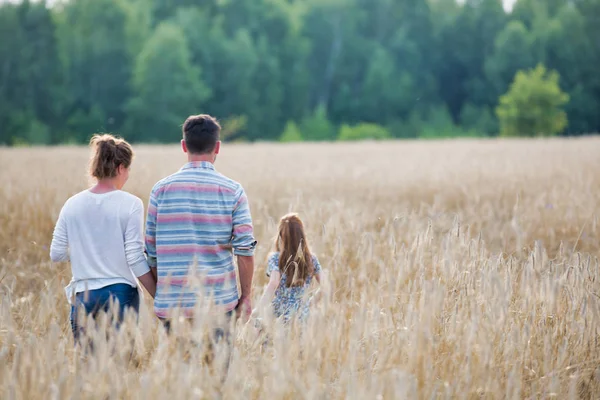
[432,0,507,119]
[538,4,600,134]
[56,0,134,141]
[496,64,569,137]
[299,105,336,141]
[3,0,600,144]
[460,103,497,136]
[0,1,63,145]
[126,22,210,142]
[417,105,478,139]
[484,21,536,103]
[280,121,303,142]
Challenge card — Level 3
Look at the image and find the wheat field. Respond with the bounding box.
[1,138,600,399]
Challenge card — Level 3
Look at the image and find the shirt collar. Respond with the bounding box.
[180,161,216,171]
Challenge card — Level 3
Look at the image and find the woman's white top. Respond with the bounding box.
[50,189,150,303]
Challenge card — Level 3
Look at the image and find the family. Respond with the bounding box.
[49,114,322,349]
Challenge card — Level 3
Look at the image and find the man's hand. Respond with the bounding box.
[236,296,252,321]
[236,254,254,321]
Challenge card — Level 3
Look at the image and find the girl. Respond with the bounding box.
[50,134,156,344]
[253,213,322,324]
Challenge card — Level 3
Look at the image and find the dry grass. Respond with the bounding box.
[1,138,600,399]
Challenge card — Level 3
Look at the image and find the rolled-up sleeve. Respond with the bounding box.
[125,198,151,277]
[231,185,256,256]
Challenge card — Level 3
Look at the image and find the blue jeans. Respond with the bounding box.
[70,283,140,343]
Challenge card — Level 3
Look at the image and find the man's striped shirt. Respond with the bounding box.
[145,161,256,319]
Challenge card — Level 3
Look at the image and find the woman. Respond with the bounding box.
[50,134,156,344]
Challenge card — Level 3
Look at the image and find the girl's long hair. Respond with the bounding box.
[275,213,314,288]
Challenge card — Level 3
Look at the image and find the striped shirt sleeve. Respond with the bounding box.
[145,185,159,268]
[231,185,256,256]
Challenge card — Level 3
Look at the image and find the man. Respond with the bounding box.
[145,114,256,340]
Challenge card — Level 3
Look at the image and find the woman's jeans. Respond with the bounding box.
[69,283,140,344]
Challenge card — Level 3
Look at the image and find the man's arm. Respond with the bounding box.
[231,185,257,320]
[236,254,254,319]
[145,187,159,282]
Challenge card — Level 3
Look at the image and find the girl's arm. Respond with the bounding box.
[253,271,281,316]
[312,256,327,303]
[50,207,69,262]
[125,199,156,297]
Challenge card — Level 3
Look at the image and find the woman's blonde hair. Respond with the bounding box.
[274,213,314,287]
[88,134,133,180]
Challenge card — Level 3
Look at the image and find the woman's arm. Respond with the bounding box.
[136,271,156,298]
[125,199,156,297]
[50,207,69,262]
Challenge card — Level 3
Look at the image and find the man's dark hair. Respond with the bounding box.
[182,114,221,154]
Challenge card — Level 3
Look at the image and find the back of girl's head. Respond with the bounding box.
[275,213,314,287]
[89,134,133,180]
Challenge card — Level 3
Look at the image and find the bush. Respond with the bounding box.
[409,105,481,139]
[338,123,391,141]
[496,64,569,137]
[280,121,303,142]
[299,105,336,141]
[386,119,419,139]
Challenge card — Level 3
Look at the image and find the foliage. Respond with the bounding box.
[220,115,248,142]
[280,121,303,142]
[299,105,336,141]
[125,22,210,142]
[408,106,479,139]
[1,0,600,144]
[460,103,498,136]
[496,64,569,137]
[338,123,390,141]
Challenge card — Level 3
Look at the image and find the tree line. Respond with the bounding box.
[1,0,599,145]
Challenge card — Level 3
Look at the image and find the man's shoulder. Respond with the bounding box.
[174,168,243,193]
[151,168,243,196]
[213,170,243,193]
[150,172,181,194]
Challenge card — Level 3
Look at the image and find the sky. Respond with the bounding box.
[457,0,517,11]
[503,0,517,11]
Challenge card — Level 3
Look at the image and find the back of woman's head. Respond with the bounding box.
[275,213,314,287]
[89,134,133,180]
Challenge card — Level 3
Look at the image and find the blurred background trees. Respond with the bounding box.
[0,0,598,145]
[496,64,569,137]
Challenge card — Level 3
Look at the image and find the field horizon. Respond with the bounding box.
[1,137,599,399]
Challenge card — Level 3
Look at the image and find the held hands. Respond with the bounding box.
[236,296,252,322]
